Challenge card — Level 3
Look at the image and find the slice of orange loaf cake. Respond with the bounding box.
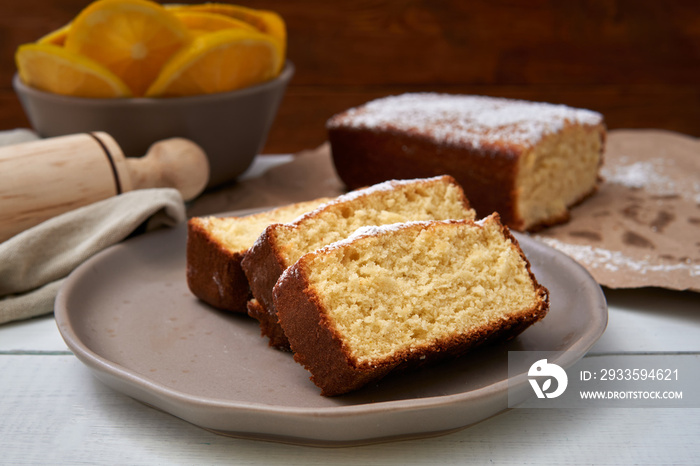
[273,214,549,396]
[187,198,331,312]
[241,175,476,349]
[327,93,606,231]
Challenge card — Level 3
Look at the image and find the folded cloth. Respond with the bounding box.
[0,188,186,325]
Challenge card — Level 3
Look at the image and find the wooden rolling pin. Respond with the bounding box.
[0,132,209,242]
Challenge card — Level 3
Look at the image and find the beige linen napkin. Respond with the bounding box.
[0,188,186,325]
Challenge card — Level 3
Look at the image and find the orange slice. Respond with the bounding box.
[145,28,282,97]
[168,3,286,61]
[173,10,258,35]
[64,0,191,96]
[37,23,71,46]
[15,43,132,98]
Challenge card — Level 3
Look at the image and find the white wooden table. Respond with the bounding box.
[2,157,699,465]
[2,287,698,465]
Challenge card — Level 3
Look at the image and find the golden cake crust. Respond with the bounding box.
[246,298,289,348]
[243,226,294,348]
[186,218,250,312]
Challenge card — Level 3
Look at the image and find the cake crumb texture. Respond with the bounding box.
[274,176,475,265]
[242,175,476,349]
[274,215,549,395]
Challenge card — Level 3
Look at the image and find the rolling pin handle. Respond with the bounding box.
[124,138,210,201]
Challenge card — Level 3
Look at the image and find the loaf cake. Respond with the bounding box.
[273,214,550,396]
[241,175,476,349]
[327,93,606,231]
[186,198,330,312]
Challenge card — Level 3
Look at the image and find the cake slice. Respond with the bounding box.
[241,175,476,349]
[327,93,606,231]
[273,214,549,396]
[186,198,331,312]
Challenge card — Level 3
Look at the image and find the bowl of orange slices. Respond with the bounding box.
[14,0,293,188]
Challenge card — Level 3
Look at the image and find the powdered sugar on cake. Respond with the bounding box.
[332,176,444,204]
[287,176,447,224]
[327,93,603,150]
[312,219,470,255]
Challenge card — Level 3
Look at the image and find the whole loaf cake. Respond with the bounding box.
[273,214,549,396]
[327,93,606,231]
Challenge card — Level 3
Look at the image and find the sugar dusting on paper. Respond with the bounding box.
[537,237,700,277]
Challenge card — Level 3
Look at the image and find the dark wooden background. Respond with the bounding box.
[1,0,698,154]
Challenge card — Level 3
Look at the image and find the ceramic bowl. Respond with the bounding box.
[14,61,294,188]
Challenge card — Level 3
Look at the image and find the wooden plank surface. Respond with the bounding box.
[1,0,698,154]
[2,286,699,465]
[0,356,697,465]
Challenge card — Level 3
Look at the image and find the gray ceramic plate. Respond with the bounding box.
[55,208,608,446]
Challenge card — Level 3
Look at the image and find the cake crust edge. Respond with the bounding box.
[241,225,292,349]
[186,218,250,312]
[273,216,550,396]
